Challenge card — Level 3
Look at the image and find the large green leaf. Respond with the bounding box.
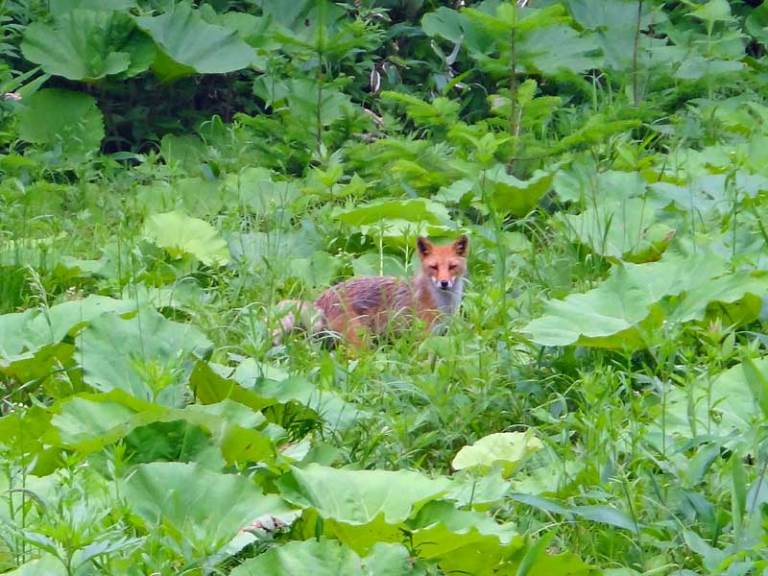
[21,9,154,81]
[18,88,104,157]
[50,392,275,465]
[123,462,290,559]
[406,501,523,574]
[135,2,257,82]
[143,210,230,266]
[49,0,136,16]
[461,4,602,76]
[484,165,552,217]
[562,197,676,262]
[230,540,414,576]
[75,308,212,405]
[334,198,453,244]
[286,79,356,127]
[566,0,664,72]
[200,359,362,431]
[518,25,601,75]
[523,251,766,348]
[231,539,362,576]
[652,358,768,450]
[421,6,495,54]
[0,295,133,359]
[278,464,450,525]
[0,296,136,383]
[1,556,66,576]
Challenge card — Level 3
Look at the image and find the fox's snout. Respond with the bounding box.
[432,276,455,290]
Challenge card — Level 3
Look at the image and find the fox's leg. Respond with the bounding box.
[327,314,368,350]
[342,319,367,349]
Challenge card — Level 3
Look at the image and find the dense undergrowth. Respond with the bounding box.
[1,0,768,574]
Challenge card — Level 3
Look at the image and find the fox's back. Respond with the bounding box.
[315,276,416,332]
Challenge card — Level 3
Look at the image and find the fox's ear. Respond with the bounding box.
[416,236,432,257]
[453,234,469,257]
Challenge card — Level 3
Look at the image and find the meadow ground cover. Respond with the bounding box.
[1,0,768,574]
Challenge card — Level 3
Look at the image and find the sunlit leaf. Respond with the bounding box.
[143,210,230,266]
[452,432,543,477]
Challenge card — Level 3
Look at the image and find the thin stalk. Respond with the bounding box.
[508,8,519,167]
[632,0,644,105]
[315,1,326,159]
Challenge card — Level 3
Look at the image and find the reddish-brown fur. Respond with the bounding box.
[273,235,469,348]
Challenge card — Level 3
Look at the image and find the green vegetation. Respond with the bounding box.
[1,0,768,573]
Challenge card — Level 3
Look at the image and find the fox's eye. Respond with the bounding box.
[448,264,457,271]
[429,265,438,271]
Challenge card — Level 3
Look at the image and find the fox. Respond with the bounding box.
[273,234,469,348]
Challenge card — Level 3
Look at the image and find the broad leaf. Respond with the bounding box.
[484,165,552,217]
[123,462,290,559]
[452,432,543,476]
[51,392,275,465]
[143,210,230,266]
[335,198,449,227]
[519,25,601,75]
[135,2,257,82]
[334,198,453,244]
[654,357,768,447]
[18,88,104,157]
[2,556,66,576]
[421,6,494,54]
[230,539,414,576]
[49,0,136,15]
[286,79,356,127]
[278,464,450,525]
[76,308,212,405]
[232,359,362,429]
[231,539,359,576]
[562,197,675,262]
[0,295,133,358]
[22,9,154,81]
[522,251,748,348]
[407,501,523,574]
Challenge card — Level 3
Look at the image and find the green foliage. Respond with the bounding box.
[135,2,258,82]
[143,210,231,267]
[76,308,212,404]
[17,88,104,158]
[452,431,543,477]
[21,9,154,81]
[230,540,414,576]
[123,462,289,562]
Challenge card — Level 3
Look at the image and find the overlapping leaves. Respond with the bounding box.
[524,251,768,348]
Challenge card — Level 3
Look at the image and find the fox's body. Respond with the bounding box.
[274,235,469,348]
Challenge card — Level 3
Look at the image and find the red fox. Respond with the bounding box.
[273,235,469,348]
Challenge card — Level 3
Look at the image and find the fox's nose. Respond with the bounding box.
[440,280,450,289]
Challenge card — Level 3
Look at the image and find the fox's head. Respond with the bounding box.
[416,235,469,291]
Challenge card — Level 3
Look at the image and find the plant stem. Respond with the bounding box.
[508,8,519,167]
[632,0,644,105]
